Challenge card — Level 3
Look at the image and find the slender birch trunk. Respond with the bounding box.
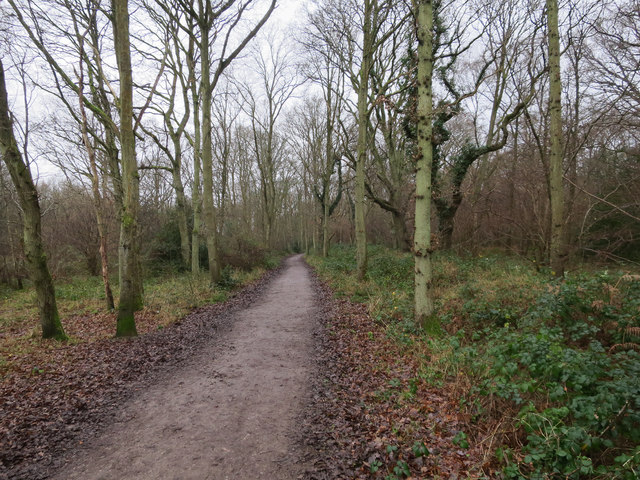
[78,83,115,310]
[322,82,333,258]
[170,136,190,268]
[190,77,202,274]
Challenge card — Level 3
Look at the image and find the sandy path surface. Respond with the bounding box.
[52,254,316,480]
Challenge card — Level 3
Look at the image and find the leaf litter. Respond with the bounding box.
[2,262,487,480]
[0,267,282,480]
[299,273,487,479]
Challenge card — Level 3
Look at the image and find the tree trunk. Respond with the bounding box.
[0,60,66,340]
[392,210,409,251]
[508,118,519,250]
[82,113,115,312]
[547,0,565,277]
[355,0,373,280]
[200,24,221,285]
[113,0,139,337]
[414,0,436,331]
[1,165,23,289]
[438,211,454,250]
[190,81,202,274]
[322,78,334,258]
[171,138,190,268]
[76,35,115,311]
[322,198,330,257]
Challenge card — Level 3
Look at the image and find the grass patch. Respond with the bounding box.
[0,265,269,377]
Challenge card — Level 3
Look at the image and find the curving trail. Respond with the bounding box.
[52,254,316,480]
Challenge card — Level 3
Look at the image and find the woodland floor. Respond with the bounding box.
[1,255,483,480]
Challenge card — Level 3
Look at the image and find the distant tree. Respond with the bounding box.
[289,97,343,257]
[211,80,240,241]
[0,162,24,289]
[307,0,401,279]
[591,0,640,130]
[299,32,345,258]
[139,3,193,269]
[0,59,66,340]
[163,0,276,285]
[74,13,115,310]
[238,35,300,248]
[366,19,413,251]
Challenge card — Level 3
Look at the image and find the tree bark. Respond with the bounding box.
[171,148,190,269]
[74,27,116,311]
[0,60,66,340]
[355,0,373,280]
[113,0,140,337]
[78,84,115,310]
[547,0,565,277]
[413,0,435,330]
[200,17,221,285]
[190,65,202,274]
[391,210,408,251]
[322,75,334,258]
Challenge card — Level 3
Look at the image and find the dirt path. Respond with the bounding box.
[52,254,316,480]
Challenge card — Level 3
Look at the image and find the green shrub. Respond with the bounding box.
[310,244,640,479]
[464,273,640,479]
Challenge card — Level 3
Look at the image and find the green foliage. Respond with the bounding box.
[393,460,410,477]
[412,440,430,458]
[369,459,383,473]
[55,276,105,301]
[462,272,640,479]
[220,236,274,271]
[147,217,187,272]
[452,430,469,449]
[261,254,280,270]
[309,244,640,479]
[217,266,238,290]
[308,244,416,334]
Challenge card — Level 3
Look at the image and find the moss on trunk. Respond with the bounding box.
[0,60,66,340]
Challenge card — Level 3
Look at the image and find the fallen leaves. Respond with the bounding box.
[0,268,281,480]
[300,276,488,479]
[2,262,490,480]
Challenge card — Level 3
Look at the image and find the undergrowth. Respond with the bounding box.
[0,265,268,375]
[309,244,640,479]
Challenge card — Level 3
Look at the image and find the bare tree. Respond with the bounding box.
[307,0,404,279]
[0,59,66,339]
[77,34,116,310]
[139,2,194,268]
[163,0,276,285]
[590,0,640,130]
[365,14,414,251]
[288,96,343,256]
[237,34,300,248]
[298,32,346,257]
[212,78,240,238]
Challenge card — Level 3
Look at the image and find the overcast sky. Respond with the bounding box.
[2,0,313,185]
